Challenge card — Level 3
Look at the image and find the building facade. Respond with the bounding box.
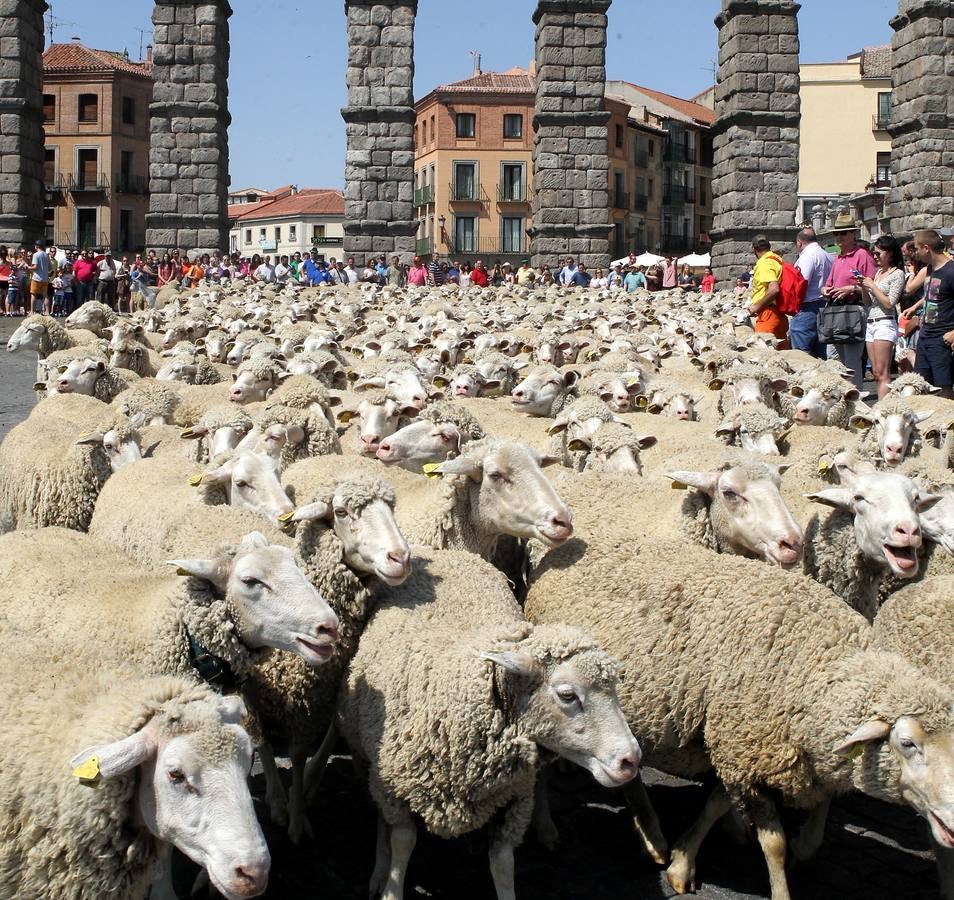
[41,40,153,253]
[798,46,893,237]
[414,67,536,266]
[228,188,345,262]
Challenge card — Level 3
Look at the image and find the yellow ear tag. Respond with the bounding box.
[671,481,688,490]
[422,463,442,480]
[180,429,195,439]
[188,474,203,487]
[72,756,101,784]
[277,510,295,523]
[817,458,830,473]
[847,743,865,760]
[854,421,867,431]
[627,377,640,387]
[78,431,91,439]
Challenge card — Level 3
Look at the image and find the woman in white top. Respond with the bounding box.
[857,234,906,398]
[590,267,609,289]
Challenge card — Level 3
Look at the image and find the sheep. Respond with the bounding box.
[456,396,553,453]
[564,421,657,475]
[228,357,285,404]
[708,363,789,415]
[375,401,485,472]
[351,359,430,410]
[0,411,142,533]
[638,379,701,421]
[245,402,341,466]
[335,389,420,457]
[802,467,943,620]
[284,349,348,388]
[788,371,869,427]
[0,526,338,688]
[888,372,942,397]
[715,402,790,456]
[65,299,119,335]
[114,380,182,425]
[238,456,412,843]
[5,313,102,360]
[545,395,626,471]
[107,335,163,376]
[525,535,954,900]
[511,365,581,417]
[169,383,234,426]
[336,545,639,900]
[849,393,933,467]
[0,650,269,900]
[40,348,137,402]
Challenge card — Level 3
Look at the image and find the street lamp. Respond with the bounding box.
[438,215,446,249]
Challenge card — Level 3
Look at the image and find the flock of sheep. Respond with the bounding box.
[2,275,953,900]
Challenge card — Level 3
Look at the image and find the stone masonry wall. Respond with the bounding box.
[710,0,800,285]
[147,1,232,256]
[530,0,612,272]
[342,0,417,262]
[0,0,46,248]
[887,0,954,236]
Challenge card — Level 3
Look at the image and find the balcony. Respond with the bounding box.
[497,183,531,204]
[414,185,435,206]
[611,190,630,210]
[634,151,649,168]
[44,172,70,192]
[872,113,891,131]
[661,234,695,254]
[115,173,149,195]
[71,173,109,192]
[416,237,434,256]
[448,182,489,204]
[633,193,648,211]
[663,185,695,206]
[443,238,526,259]
[664,144,694,165]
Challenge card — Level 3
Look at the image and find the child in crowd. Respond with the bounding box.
[51,272,66,316]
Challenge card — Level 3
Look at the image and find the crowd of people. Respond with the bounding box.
[748,222,954,399]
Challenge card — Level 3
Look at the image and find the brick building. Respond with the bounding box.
[41,39,153,253]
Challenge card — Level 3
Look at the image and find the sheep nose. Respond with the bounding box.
[387,549,411,574]
[616,751,640,778]
[550,514,572,535]
[894,521,920,540]
[512,389,524,400]
[885,443,903,456]
[377,440,390,452]
[316,620,338,643]
[232,864,268,894]
[229,389,243,401]
[676,409,690,420]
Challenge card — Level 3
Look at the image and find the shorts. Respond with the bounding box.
[865,317,898,343]
[915,333,954,388]
[30,280,48,295]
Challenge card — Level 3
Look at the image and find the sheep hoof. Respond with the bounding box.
[666,852,697,895]
[646,846,669,866]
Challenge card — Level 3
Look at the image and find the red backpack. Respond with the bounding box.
[767,253,807,316]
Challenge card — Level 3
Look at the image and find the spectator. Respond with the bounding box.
[822,216,876,389]
[792,226,834,360]
[559,257,578,286]
[51,271,66,316]
[61,262,75,315]
[700,267,716,293]
[428,256,445,287]
[95,252,117,306]
[857,234,905,399]
[913,229,954,399]
[344,257,360,286]
[302,252,320,286]
[491,262,505,287]
[661,255,677,288]
[72,250,97,305]
[128,259,147,314]
[29,239,51,315]
[677,264,696,291]
[407,255,428,287]
[624,266,645,293]
[590,267,609,289]
[470,260,489,288]
[374,255,389,284]
[0,246,10,316]
[458,262,472,288]
[387,255,403,288]
[254,256,275,283]
[516,259,536,286]
[571,263,592,288]
[274,255,292,284]
[608,263,624,291]
[748,235,789,350]
[501,262,515,285]
[115,257,130,308]
[645,264,661,291]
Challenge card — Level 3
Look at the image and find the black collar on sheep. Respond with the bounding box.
[187,628,242,691]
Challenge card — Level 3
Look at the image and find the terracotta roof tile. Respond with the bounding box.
[618,82,716,126]
[234,190,345,222]
[860,45,891,79]
[437,67,536,96]
[43,42,152,78]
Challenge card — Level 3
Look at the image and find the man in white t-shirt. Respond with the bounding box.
[95,252,117,306]
[29,240,51,314]
[343,256,360,286]
[274,255,291,284]
[254,258,276,283]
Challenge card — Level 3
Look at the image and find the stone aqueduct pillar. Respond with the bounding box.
[146,1,232,256]
[0,0,47,248]
[886,0,954,235]
[341,0,418,263]
[710,0,801,284]
[530,0,612,272]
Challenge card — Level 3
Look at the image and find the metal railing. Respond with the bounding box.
[71,173,110,192]
[416,237,434,256]
[44,172,70,191]
[663,185,696,206]
[115,173,149,194]
[661,235,695,254]
[448,182,489,203]
[664,144,694,164]
[872,113,891,130]
[414,185,435,206]
[611,190,630,210]
[497,183,531,203]
[443,238,525,258]
[633,194,648,211]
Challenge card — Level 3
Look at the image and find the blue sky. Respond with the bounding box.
[48,0,898,189]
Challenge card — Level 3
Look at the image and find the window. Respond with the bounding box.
[698,177,707,207]
[312,225,325,241]
[453,163,477,201]
[289,225,297,242]
[121,96,135,125]
[44,207,54,243]
[456,113,476,139]
[245,229,252,245]
[78,93,98,123]
[43,148,55,187]
[876,152,891,187]
[274,227,281,242]
[503,114,523,139]
[77,148,98,189]
[259,227,266,241]
[647,177,654,198]
[430,116,435,143]
[502,217,523,253]
[615,124,623,148]
[501,164,524,201]
[877,91,892,126]
[454,216,476,253]
[43,94,55,122]
[648,140,655,157]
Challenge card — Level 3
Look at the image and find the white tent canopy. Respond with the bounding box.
[677,252,711,267]
[611,252,664,268]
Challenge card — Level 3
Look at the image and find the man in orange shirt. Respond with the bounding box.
[748,235,789,349]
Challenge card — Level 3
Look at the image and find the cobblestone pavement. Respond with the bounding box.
[0,317,941,899]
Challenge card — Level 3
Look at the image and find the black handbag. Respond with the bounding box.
[817,303,866,344]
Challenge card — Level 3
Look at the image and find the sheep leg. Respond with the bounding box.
[488,835,517,900]
[303,722,337,806]
[257,743,289,828]
[933,835,954,900]
[623,775,669,865]
[381,810,416,900]
[748,794,791,900]
[531,766,559,849]
[369,813,390,900]
[789,797,830,862]
[287,749,313,845]
[147,853,177,900]
[666,783,731,894]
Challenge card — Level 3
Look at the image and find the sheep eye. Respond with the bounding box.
[899,737,918,751]
[168,769,186,785]
[556,686,579,705]
[853,495,866,504]
[488,471,505,483]
[241,576,263,588]
[722,489,741,502]
[334,507,349,519]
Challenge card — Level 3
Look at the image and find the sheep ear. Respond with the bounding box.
[240,531,269,551]
[70,726,157,783]
[666,470,720,496]
[708,378,724,391]
[480,650,538,678]
[75,430,106,446]
[288,500,333,524]
[336,408,357,424]
[770,378,789,392]
[547,415,569,436]
[637,435,657,450]
[166,557,230,590]
[567,437,591,452]
[562,369,580,389]
[284,424,306,445]
[834,719,891,755]
[849,414,873,431]
[844,388,861,402]
[180,426,209,440]
[913,410,934,424]
[805,488,852,510]
[917,494,943,513]
[435,456,483,479]
[789,385,805,398]
[537,454,561,468]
